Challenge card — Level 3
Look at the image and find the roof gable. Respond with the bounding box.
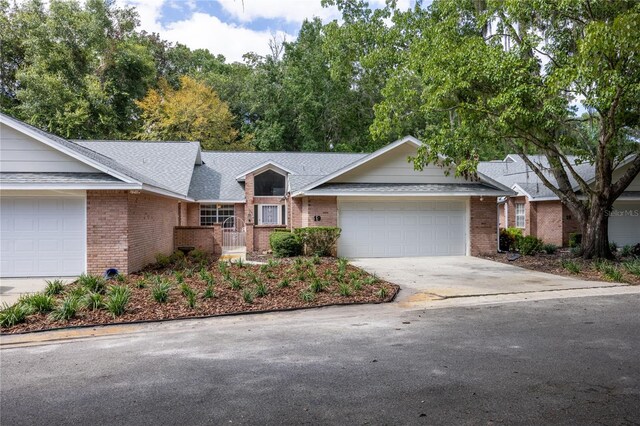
[235,161,295,181]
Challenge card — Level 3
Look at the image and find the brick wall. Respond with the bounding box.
[86,191,129,275]
[253,225,286,252]
[303,197,338,227]
[562,204,580,246]
[535,201,563,246]
[470,196,498,255]
[178,202,188,226]
[127,192,179,273]
[174,226,221,254]
[291,198,303,228]
[186,202,200,226]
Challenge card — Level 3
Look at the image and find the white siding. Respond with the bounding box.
[611,163,640,192]
[330,143,466,184]
[609,201,640,247]
[0,123,98,173]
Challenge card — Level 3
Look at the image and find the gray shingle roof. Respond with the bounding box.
[478,155,596,200]
[75,141,200,197]
[305,182,509,195]
[0,113,173,191]
[189,152,366,201]
[0,172,121,184]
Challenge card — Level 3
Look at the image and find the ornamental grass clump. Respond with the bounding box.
[0,303,31,327]
[338,283,352,297]
[19,293,55,313]
[203,284,216,299]
[49,295,80,321]
[242,289,254,304]
[300,290,314,302]
[78,274,106,294]
[106,286,131,317]
[376,287,388,299]
[254,282,268,297]
[84,292,105,311]
[623,259,640,276]
[561,259,581,274]
[152,280,172,303]
[44,279,65,296]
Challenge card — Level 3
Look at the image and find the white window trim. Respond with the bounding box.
[515,202,526,229]
[200,204,235,226]
[257,204,286,226]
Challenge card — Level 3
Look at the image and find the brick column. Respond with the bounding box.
[470,196,498,255]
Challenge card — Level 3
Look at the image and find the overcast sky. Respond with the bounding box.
[120,0,414,62]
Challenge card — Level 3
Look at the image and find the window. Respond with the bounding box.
[200,204,234,227]
[254,170,286,196]
[255,204,286,225]
[515,203,525,228]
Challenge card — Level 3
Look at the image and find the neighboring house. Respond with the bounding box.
[1,112,512,278]
[479,155,640,247]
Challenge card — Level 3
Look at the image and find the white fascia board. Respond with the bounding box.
[140,184,193,201]
[194,200,246,204]
[0,183,141,190]
[0,116,139,185]
[235,161,295,181]
[297,191,511,197]
[511,184,533,200]
[477,172,514,193]
[295,136,423,194]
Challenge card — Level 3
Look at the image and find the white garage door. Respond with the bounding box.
[338,199,467,257]
[1,195,86,277]
[609,201,640,247]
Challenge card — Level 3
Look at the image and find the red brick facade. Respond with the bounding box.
[470,196,498,256]
[86,190,179,275]
[174,225,222,255]
[502,197,579,246]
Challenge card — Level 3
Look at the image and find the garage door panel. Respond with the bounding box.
[1,196,85,277]
[609,202,640,246]
[338,199,467,257]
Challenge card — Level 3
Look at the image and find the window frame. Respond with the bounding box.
[200,204,235,227]
[515,202,526,229]
[256,204,287,226]
[253,169,287,197]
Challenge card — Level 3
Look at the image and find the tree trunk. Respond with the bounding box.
[580,201,612,259]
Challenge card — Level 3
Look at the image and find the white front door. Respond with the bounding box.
[1,194,86,277]
[338,199,467,257]
[608,201,640,247]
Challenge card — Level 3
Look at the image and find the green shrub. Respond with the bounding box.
[135,279,147,289]
[182,286,197,309]
[594,259,610,273]
[19,293,55,313]
[300,290,315,302]
[49,295,80,321]
[517,236,543,256]
[278,278,290,288]
[621,245,634,257]
[570,245,583,256]
[352,279,363,291]
[78,274,106,294]
[623,259,640,276]
[242,289,254,304]
[376,287,388,299]
[293,227,341,256]
[609,242,618,253]
[561,259,581,274]
[569,233,582,248]
[338,283,352,297]
[269,232,303,257]
[255,282,268,297]
[229,276,242,290]
[106,286,131,317]
[235,258,245,268]
[541,243,558,255]
[68,285,89,299]
[0,303,31,327]
[600,264,624,283]
[500,227,522,252]
[309,279,326,293]
[199,269,211,282]
[190,249,208,263]
[84,292,105,310]
[203,284,216,299]
[174,271,184,284]
[44,279,65,296]
[152,280,172,303]
[155,253,171,267]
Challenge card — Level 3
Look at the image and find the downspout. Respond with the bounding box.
[497,197,507,253]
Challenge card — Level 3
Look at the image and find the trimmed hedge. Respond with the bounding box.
[294,227,341,256]
[269,232,303,257]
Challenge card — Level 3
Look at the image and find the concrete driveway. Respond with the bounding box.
[0,277,74,306]
[351,256,622,304]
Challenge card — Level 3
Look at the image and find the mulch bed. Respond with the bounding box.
[1,257,398,334]
[483,251,640,285]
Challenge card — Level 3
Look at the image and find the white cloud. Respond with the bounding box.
[162,12,293,62]
[216,0,341,23]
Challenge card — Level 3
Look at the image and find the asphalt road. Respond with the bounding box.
[1,294,639,425]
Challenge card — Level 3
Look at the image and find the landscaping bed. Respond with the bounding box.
[0,255,398,334]
[484,251,640,285]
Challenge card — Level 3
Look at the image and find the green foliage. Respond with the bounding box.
[0,303,31,328]
[623,259,640,276]
[254,282,269,297]
[78,274,106,294]
[569,234,583,249]
[242,289,254,304]
[278,278,290,288]
[294,227,341,256]
[309,279,326,293]
[19,293,55,313]
[229,277,242,290]
[174,271,184,284]
[561,260,581,274]
[49,295,80,321]
[181,285,197,309]
[151,280,172,303]
[541,244,559,255]
[376,287,388,299]
[621,245,634,258]
[44,279,65,296]
[155,253,171,267]
[135,279,147,289]
[517,236,543,256]
[203,284,216,299]
[300,290,315,303]
[106,286,131,317]
[596,262,625,283]
[269,232,303,257]
[338,283,352,297]
[500,228,522,252]
[84,292,105,311]
[351,279,363,291]
[191,249,209,263]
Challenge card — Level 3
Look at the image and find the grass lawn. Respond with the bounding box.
[0,254,398,334]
